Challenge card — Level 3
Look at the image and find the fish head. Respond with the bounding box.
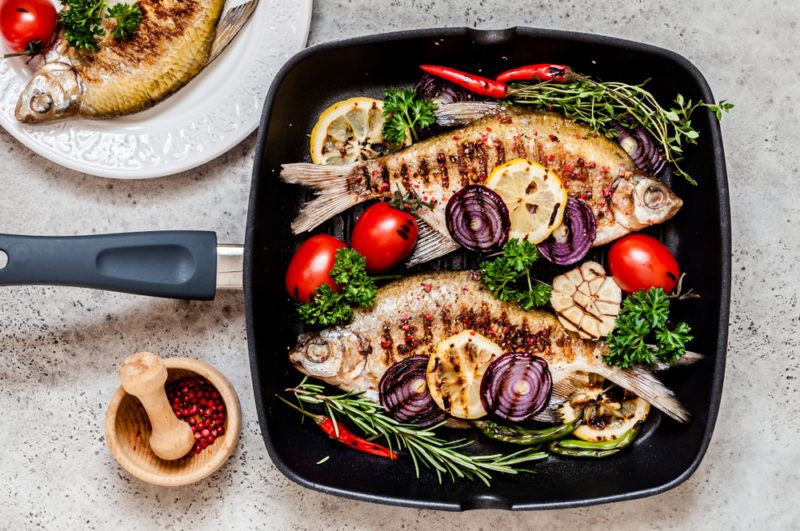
[609,174,683,230]
[289,329,369,381]
[15,62,81,123]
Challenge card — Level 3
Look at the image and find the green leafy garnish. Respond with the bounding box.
[509,79,733,185]
[298,249,377,326]
[382,88,437,144]
[108,3,143,40]
[59,0,107,51]
[479,239,551,311]
[605,288,693,368]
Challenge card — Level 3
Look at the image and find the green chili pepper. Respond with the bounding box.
[472,416,583,446]
[547,422,641,458]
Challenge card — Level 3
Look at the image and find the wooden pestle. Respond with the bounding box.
[119,352,195,461]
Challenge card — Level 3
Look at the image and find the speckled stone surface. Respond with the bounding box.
[0,0,797,528]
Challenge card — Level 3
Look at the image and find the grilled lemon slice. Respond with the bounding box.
[310,97,393,165]
[560,375,650,442]
[484,158,568,243]
[426,330,503,419]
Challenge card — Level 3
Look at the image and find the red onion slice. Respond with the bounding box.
[537,197,595,265]
[379,355,447,427]
[480,352,552,422]
[445,185,510,252]
[616,125,666,175]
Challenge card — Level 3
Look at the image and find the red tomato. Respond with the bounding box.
[285,234,346,302]
[351,203,418,273]
[608,234,680,293]
[0,0,57,53]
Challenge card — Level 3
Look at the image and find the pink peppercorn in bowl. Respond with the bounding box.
[104,357,242,487]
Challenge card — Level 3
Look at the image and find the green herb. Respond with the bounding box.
[297,249,377,326]
[3,40,44,60]
[479,239,551,310]
[509,79,733,185]
[605,288,693,368]
[59,0,107,52]
[382,88,437,144]
[287,379,548,485]
[108,3,142,40]
[389,184,433,212]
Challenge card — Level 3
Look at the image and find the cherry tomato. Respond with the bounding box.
[0,0,57,53]
[351,203,418,274]
[285,234,346,302]
[608,234,680,293]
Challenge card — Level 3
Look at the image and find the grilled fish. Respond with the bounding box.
[15,0,232,122]
[282,107,683,266]
[289,271,690,422]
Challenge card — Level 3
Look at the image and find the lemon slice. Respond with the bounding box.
[426,330,504,419]
[484,158,568,243]
[309,97,392,165]
[560,375,650,442]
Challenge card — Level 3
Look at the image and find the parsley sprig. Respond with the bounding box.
[479,239,551,310]
[382,88,437,144]
[59,0,143,52]
[509,79,733,185]
[108,3,143,40]
[59,0,107,51]
[297,249,379,326]
[605,288,693,368]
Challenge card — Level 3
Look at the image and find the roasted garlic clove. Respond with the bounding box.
[550,261,621,339]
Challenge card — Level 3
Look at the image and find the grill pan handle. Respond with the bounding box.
[0,231,235,300]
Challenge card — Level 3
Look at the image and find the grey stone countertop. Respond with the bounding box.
[1,0,797,529]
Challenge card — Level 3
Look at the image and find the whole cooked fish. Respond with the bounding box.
[289,271,690,422]
[282,107,683,266]
[15,0,232,122]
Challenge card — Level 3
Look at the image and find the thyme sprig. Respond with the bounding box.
[509,79,733,185]
[286,379,548,486]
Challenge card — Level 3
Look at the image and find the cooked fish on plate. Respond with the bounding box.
[15,0,256,122]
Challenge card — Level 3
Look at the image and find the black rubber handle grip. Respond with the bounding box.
[0,231,218,300]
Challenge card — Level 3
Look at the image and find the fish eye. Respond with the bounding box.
[30,93,53,114]
[643,185,666,209]
[307,341,331,363]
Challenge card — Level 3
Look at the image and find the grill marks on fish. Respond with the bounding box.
[282,108,683,262]
[289,271,691,422]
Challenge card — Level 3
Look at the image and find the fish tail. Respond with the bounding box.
[435,102,503,127]
[280,163,362,233]
[597,366,690,423]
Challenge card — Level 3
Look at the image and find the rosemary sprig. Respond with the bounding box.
[508,79,733,185]
[286,379,548,486]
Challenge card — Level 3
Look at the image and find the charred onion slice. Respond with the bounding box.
[379,355,447,427]
[445,185,510,252]
[426,330,504,419]
[480,352,553,422]
[538,197,596,265]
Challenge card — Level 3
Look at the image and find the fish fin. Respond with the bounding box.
[281,163,361,233]
[531,376,577,423]
[435,102,503,127]
[405,218,460,267]
[652,350,704,371]
[207,0,258,65]
[597,366,690,423]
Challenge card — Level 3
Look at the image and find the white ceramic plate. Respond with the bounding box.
[0,0,311,178]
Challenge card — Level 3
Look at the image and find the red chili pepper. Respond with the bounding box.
[420,64,507,98]
[279,396,397,460]
[495,64,580,84]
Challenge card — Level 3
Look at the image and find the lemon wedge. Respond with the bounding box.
[484,158,568,243]
[309,97,391,165]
